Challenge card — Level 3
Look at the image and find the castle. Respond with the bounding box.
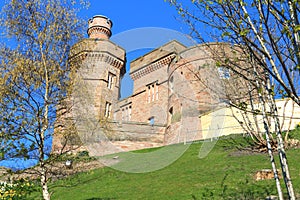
[53,15,300,155]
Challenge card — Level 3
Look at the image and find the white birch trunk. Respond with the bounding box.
[40,42,51,200]
[265,78,296,200]
[41,163,50,200]
[253,65,284,200]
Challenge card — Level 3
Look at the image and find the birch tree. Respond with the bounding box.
[0,0,88,199]
[168,0,300,106]
[166,0,299,199]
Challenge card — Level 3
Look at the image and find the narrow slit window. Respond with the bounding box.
[105,102,112,118]
[152,84,155,101]
[170,76,174,93]
[128,106,132,121]
[156,83,159,100]
[107,72,115,89]
[148,86,151,103]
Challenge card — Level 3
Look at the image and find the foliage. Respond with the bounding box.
[77,150,90,158]
[0,0,88,199]
[0,179,38,200]
[166,1,299,198]
[284,124,300,141]
[55,150,95,163]
[166,0,300,106]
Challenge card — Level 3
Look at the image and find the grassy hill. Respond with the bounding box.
[31,135,300,199]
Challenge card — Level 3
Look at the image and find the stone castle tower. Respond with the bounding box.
[69,15,126,120]
[53,15,299,155]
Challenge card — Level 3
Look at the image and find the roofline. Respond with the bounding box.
[88,15,113,27]
[130,40,187,64]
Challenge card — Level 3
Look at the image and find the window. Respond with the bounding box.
[147,82,159,103]
[170,76,174,93]
[148,86,151,103]
[105,102,112,118]
[152,84,155,101]
[156,84,159,100]
[218,67,230,79]
[125,107,128,121]
[121,108,125,121]
[169,107,173,115]
[168,107,173,124]
[149,117,155,126]
[121,105,132,121]
[107,72,115,89]
[128,106,132,121]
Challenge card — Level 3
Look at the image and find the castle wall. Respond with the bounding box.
[130,66,169,124]
[76,60,120,118]
[53,15,300,156]
[165,46,218,143]
[128,41,186,125]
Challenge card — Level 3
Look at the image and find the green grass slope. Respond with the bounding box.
[33,136,300,199]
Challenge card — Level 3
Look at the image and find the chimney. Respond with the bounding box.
[87,15,112,39]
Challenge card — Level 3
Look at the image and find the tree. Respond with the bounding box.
[168,0,300,106]
[166,0,299,199]
[0,0,88,199]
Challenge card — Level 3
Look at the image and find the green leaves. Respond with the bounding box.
[240,29,249,37]
[238,102,248,110]
[294,25,300,32]
[0,0,87,176]
[222,31,232,38]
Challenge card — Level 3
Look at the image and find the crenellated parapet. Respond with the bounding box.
[69,51,125,70]
[69,38,126,76]
[130,54,176,80]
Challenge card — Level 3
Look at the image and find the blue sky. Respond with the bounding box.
[83,0,189,35]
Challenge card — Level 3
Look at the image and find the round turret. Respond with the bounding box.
[87,15,113,39]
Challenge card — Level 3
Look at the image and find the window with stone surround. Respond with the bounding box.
[128,106,132,120]
[147,86,151,103]
[107,72,116,89]
[151,84,155,101]
[121,108,125,121]
[147,82,158,103]
[170,76,174,93]
[105,102,112,118]
[156,85,159,100]
[121,105,132,121]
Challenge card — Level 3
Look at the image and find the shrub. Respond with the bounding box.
[0,179,37,200]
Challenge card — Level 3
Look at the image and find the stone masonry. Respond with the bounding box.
[53,15,300,155]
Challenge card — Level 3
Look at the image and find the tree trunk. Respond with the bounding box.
[253,66,284,200]
[266,78,296,200]
[40,40,51,200]
[284,101,295,142]
[41,163,51,200]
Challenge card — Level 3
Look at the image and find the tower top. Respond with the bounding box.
[87,15,112,39]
